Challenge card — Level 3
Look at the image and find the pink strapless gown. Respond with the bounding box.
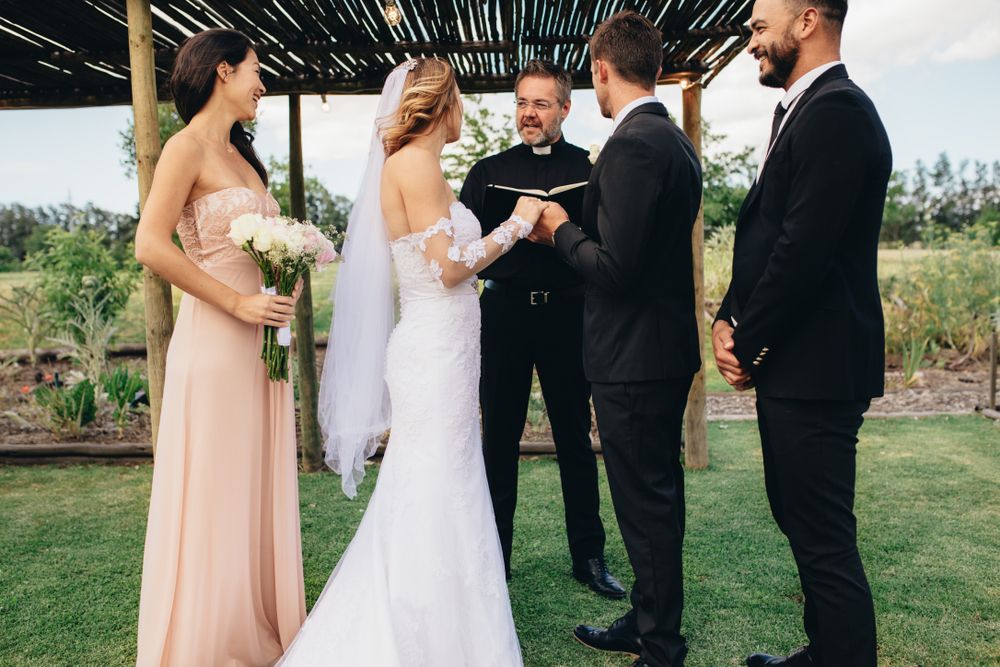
[136,187,306,667]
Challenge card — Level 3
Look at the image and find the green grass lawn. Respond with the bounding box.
[1,416,997,666]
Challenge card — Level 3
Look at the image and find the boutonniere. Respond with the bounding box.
[588,143,602,165]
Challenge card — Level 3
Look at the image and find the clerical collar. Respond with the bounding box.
[525,134,565,156]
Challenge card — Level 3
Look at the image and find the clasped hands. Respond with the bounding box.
[712,320,753,391]
[524,201,570,247]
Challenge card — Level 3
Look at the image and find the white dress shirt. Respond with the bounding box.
[611,95,660,134]
[755,60,843,181]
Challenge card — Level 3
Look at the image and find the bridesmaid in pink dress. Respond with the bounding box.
[133,29,305,666]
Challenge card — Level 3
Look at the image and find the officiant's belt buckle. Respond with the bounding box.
[530,290,550,306]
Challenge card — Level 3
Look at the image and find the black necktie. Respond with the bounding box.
[768,101,788,150]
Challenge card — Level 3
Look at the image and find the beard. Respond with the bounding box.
[518,117,562,146]
[758,32,800,88]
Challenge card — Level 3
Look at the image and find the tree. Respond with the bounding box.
[0,202,139,270]
[0,203,42,264]
[881,171,923,246]
[700,121,756,236]
[442,94,516,193]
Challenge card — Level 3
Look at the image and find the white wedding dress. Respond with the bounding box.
[278,201,523,666]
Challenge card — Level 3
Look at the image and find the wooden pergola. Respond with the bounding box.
[0,0,752,470]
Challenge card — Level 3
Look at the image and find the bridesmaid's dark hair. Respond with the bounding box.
[169,28,268,186]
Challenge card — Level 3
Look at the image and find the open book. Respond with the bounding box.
[482,181,588,232]
[486,182,588,197]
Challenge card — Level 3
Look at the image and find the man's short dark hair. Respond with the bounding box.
[789,0,848,27]
[588,11,663,88]
[515,59,573,104]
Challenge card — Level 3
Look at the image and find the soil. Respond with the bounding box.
[1,352,996,446]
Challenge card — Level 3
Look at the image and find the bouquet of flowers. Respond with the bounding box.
[228,213,338,382]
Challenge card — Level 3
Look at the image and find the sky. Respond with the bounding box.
[1,0,998,214]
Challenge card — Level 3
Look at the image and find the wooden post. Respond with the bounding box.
[126,0,173,454]
[682,80,708,470]
[289,94,323,471]
[990,329,997,412]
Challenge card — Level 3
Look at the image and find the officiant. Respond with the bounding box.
[460,59,624,599]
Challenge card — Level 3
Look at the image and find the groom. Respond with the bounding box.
[713,1,891,665]
[532,11,701,667]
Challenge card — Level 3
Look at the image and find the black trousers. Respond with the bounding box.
[479,287,606,573]
[756,397,877,667]
[591,377,693,667]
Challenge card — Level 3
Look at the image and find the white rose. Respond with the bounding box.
[270,222,290,249]
[588,143,601,165]
[252,224,274,252]
[285,224,307,255]
[228,213,262,246]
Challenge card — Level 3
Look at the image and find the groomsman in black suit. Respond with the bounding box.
[532,12,702,667]
[712,1,891,665]
[460,60,625,599]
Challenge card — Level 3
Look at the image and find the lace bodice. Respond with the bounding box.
[177,186,280,269]
[389,201,484,303]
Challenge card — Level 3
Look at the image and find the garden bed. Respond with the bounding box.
[2,350,995,455]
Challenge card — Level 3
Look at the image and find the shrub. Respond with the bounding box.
[48,291,116,383]
[27,227,137,333]
[101,365,148,432]
[34,379,97,437]
[883,232,1000,363]
[0,280,53,365]
[704,224,736,306]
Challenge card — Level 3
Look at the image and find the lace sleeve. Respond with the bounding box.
[413,215,533,288]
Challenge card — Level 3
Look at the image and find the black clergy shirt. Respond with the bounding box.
[459,135,592,290]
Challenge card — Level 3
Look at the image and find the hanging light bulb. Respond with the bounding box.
[383,0,402,27]
[320,93,330,113]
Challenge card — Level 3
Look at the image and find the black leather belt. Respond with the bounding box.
[482,279,583,306]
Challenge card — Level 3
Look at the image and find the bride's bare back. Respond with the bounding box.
[381,143,455,242]
[381,142,548,289]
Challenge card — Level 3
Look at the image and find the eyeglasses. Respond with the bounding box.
[515,99,558,112]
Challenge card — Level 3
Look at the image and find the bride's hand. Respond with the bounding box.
[232,293,297,327]
[512,196,549,225]
[291,277,304,302]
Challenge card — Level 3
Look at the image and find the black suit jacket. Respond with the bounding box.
[554,102,702,383]
[716,65,892,400]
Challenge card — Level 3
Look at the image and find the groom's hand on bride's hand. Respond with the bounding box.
[530,202,570,246]
[712,320,752,390]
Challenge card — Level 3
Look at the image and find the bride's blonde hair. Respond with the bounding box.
[381,58,460,157]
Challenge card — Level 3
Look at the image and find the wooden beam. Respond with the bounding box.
[0,61,714,108]
[288,94,323,472]
[990,329,997,412]
[126,0,173,455]
[682,81,708,470]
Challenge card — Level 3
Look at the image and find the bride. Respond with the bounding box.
[278,58,547,666]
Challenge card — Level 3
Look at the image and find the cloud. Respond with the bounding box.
[932,24,1000,63]
[843,0,1000,77]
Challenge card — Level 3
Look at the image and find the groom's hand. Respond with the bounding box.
[529,202,570,246]
[712,320,752,390]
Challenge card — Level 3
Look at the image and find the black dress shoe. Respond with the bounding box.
[573,557,627,599]
[629,661,651,667]
[746,646,814,666]
[573,613,642,657]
